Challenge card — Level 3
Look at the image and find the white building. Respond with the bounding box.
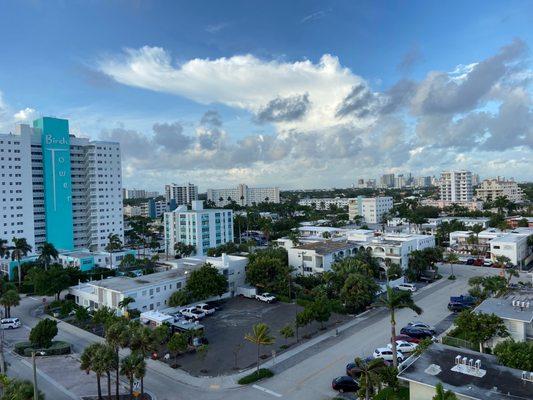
[69,269,188,314]
[207,184,280,207]
[476,177,524,203]
[123,188,158,199]
[439,170,473,202]
[124,200,167,219]
[298,197,352,210]
[164,183,198,206]
[164,200,233,256]
[348,196,393,223]
[0,117,123,254]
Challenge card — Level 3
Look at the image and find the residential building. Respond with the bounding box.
[164,200,233,256]
[475,290,532,343]
[0,117,123,254]
[398,343,533,400]
[164,183,198,206]
[439,170,473,202]
[69,269,188,315]
[57,248,137,271]
[506,216,533,228]
[124,199,167,219]
[122,188,159,199]
[414,176,432,188]
[348,196,393,223]
[420,198,483,211]
[380,173,395,188]
[475,177,525,203]
[298,197,352,210]
[207,184,280,207]
[288,241,360,275]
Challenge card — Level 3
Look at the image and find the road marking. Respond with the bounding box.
[253,384,282,398]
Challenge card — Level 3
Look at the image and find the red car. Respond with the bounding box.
[394,334,421,344]
[473,259,484,266]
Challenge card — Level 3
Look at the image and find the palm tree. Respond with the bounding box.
[118,296,135,317]
[106,321,130,399]
[81,343,106,400]
[470,224,484,250]
[245,322,275,373]
[0,289,20,318]
[11,237,32,287]
[493,196,509,216]
[432,382,458,400]
[353,357,386,400]
[372,286,422,368]
[2,378,44,400]
[97,345,117,400]
[494,255,518,283]
[444,253,459,278]
[38,242,59,270]
[0,238,10,260]
[133,354,147,399]
[120,353,143,397]
[105,233,123,268]
[129,325,154,358]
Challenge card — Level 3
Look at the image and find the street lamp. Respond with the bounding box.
[32,351,45,400]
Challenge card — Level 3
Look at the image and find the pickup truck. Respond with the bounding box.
[449,295,477,306]
[255,293,277,303]
[180,307,206,320]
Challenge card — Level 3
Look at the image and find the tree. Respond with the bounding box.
[129,325,155,358]
[452,310,508,352]
[279,325,294,345]
[168,290,189,307]
[185,263,228,301]
[11,237,32,287]
[372,287,422,368]
[246,248,290,293]
[174,242,196,259]
[81,343,106,400]
[340,273,379,314]
[432,383,458,400]
[105,233,123,268]
[96,345,117,400]
[120,353,143,398]
[244,323,275,373]
[468,275,507,299]
[118,296,135,315]
[493,196,509,215]
[0,238,10,260]
[1,378,45,400]
[29,319,58,349]
[444,253,459,278]
[133,353,147,399]
[152,324,170,344]
[26,265,70,300]
[494,340,533,371]
[37,242,59,270]
[308,295,332,328]
[0,289,20,318]
[167,332,189,365]
[105,321,130,400]
[119,253,137,271]
[386,263,403,281]
[353,357,386,400]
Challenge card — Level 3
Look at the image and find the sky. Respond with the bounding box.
[0,0,532,191]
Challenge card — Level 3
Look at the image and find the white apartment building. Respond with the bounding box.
[298,197,352,210]
[0,117,123,254]
[439,170,473,202]
[476,177,524,203]
[69,269,187,315]
[164,200,234,256]
[164,183,198,206]
[123,188,158,199]
[207,184,280,207]
[348,196,393,223]
[124,200,167,219]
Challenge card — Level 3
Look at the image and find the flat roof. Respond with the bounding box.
[294,240,358,254]
[88,269,186,293]
[474,293,533,323]
[398,343,533,399]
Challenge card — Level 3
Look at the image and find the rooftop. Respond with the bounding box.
[398,343,533,399]
[474,293,533,323]
[294,240,358,254]
[84,269,187,293]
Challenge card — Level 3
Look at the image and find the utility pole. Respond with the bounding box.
[32,351,38,400]
[0,310,5,374]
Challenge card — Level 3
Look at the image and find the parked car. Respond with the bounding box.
[0,318,21,329]
[449,295,477,307]
[195,303,215,315]
[483,259,493,267]
[473,259,484,266]
[447,301,471,313]
[400,326,435,340]
[180,307,206,320]
[373,348,405,362]
[387,340,418,353]
[396,283,417,292]
[466,258,475,265]
[345,363,362,378]
[255,293,277,303]
[394,334,421,344]
[332,376,360,392]
[407,321,435,332]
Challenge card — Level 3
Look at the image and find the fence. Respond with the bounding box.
[442,335,478,351]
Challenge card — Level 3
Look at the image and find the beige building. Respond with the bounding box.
[207,184,280,207]
[475,177,524,202]
[439,170,473,202]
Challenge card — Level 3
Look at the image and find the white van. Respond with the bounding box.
[396,283,417,292]
[1,318,21,329]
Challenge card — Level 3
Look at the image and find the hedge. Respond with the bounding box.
[15,341,71,356]
[238,368,274,385]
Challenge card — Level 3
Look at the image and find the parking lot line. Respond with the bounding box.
[253,384,283,398]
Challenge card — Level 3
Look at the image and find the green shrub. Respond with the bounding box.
[16,341,71,357]
[237,368,274,384]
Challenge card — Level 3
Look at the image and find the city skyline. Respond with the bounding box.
[0,0,531,191]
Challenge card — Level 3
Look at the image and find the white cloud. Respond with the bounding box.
[13,107,37,122]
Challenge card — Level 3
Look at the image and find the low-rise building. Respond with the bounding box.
[476,177,524,203]
[420,198,484,211]
[288,241,360,275]
[164,200,234,257]
[207,184,280,207]
[58,249,137,270]
[298,197,352,210]
[348,196,393,224]
[124,199,167,219]
[398,343,533,400]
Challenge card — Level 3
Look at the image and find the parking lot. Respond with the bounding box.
[173,296,350,376]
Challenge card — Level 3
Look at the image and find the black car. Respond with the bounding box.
[400,326,435,339]
[447,301,470,312]
[332,376,360,392]
[466,258,475,265]
[345,363,362,378]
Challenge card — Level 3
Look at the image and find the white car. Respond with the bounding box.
[180,307,206,320]
[195,303,215,315]
[0,317,21,329]
[407,321,435,332]
[396,283,417,292]
[387,340,418,353]
[373,347,405,362]
[255,293,276,303]
[483,259,493,267]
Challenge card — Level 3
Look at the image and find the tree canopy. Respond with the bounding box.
[29,319,58,349]
[185,263,228,301]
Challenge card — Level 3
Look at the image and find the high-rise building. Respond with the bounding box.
[348,196,394,224]
[439,170,473,202]
[164,183,198,205]
[475,177,524,203]
[164,200,234,256]
[206,184,280,207]
[380,174,395,188]
[123,188,159,199]
[415,176,432,188]
[0,117,123,253]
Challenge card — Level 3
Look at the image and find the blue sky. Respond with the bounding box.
[0,0,531,190]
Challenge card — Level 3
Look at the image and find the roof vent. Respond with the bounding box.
[452,354,486,378]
